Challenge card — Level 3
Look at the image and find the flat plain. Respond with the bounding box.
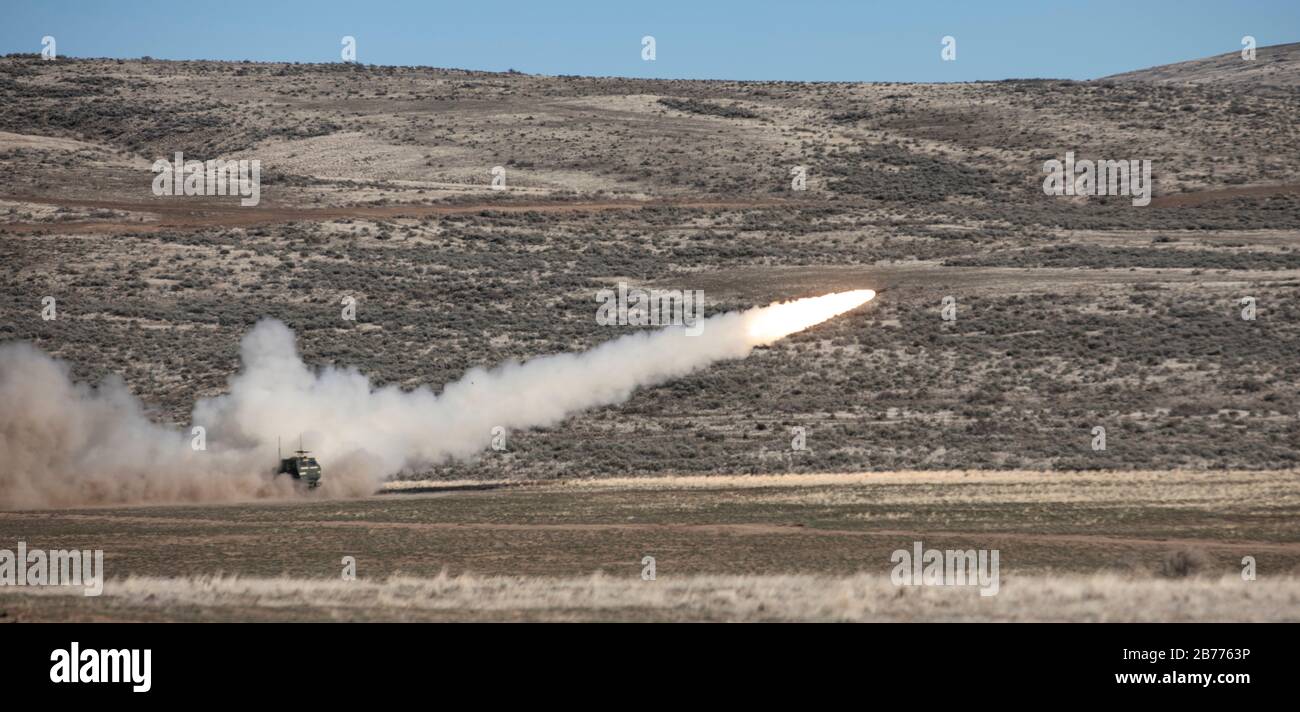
[2,470,1297,621]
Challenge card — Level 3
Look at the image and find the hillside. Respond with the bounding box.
[2,50,1299,477]
[1104,41,1300,88]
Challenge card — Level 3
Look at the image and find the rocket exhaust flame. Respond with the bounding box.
[744,289,876,344]
[0,290,875,509]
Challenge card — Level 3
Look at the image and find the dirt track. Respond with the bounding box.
[5,179,1294,235]
[7,509,1294,554]
[0,195,804,234]
[4,181,1298,234]
[1148,182,1300,207]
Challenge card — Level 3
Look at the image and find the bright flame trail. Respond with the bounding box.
[745,289,876,344]
[0,290,875,508]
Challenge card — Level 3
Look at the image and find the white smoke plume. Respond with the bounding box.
[0,290,874,509]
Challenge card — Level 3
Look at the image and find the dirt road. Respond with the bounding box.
[4,180,1296,233]
[0,195,804,234]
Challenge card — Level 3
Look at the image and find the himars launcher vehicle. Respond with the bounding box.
[276,436,322,488]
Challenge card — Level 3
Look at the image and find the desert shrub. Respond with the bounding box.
[1157,549,1213,578]
[657,97,759,119]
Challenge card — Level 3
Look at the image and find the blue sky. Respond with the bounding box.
[2,0,1296,82]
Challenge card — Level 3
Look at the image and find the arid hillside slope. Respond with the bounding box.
[1,46,1299,478]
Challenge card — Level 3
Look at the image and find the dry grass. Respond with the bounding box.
[3,469,1296,620]
[548,469,1300,492]
[4,572,1296,622]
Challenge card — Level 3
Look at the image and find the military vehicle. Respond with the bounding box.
[276,436,322,488]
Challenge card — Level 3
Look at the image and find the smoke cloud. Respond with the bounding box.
[0,290,873,509]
